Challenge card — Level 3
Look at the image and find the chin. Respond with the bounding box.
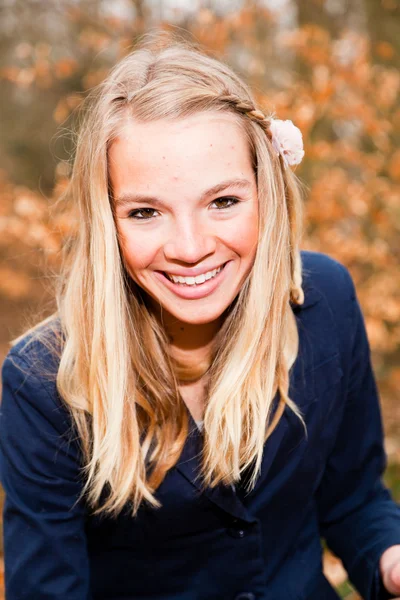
[169,309,226,326]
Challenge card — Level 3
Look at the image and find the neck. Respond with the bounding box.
[167,318,222,349]
[161,314,223,382]
[168,321,219,382]
[146,297,226,380]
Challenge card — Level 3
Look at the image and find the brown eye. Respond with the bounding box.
[211,197,240,210]
[128,208,158,220]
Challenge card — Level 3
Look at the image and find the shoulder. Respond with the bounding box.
[297,251,363,371]
[1,318,65,423]
[4,317,63,372]
[0,322,84,510]
[299,250,356,311]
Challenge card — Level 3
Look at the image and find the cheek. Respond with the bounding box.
[118,225,157,272]
[227,209,259,259]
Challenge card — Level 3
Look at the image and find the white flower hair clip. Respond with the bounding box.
[269,119,305,168]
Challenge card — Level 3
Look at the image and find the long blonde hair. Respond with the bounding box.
[12,36,306,518]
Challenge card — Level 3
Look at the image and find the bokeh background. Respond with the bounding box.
[0,0,399,597]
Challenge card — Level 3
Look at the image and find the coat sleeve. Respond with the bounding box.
[315,268,400,600]
[0,351,92,600]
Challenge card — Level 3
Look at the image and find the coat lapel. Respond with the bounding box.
[175,282,323,519]
[175,413,255,522]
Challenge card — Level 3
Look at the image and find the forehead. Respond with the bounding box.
[108,112,254,196]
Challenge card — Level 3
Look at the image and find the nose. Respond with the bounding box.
[163,215,217,263]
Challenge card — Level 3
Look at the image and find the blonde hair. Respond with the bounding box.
[12,35,306,517]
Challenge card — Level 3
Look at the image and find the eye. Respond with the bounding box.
[127,196,240,220]
[211,196,240,210]
[127,208,158,220]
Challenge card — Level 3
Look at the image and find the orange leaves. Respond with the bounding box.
[295,25,332,66]
[81,67,111,90]
[1,47,78,90]
[311,65,335,104]
[365,318,391,352]
[293,18,400,381]
[0,268,32,301]
[0,173,69,261]
[280,24,331,66]
[375,41,395,61]
[54,58,78,80]
[190,12,230,53]
[0,66,35,88]
[375,68,400,110]
[323,550,348,588]
[307,168,350,221]
[53,93,82,124]
[78,28,111,53]
[282,21,400,378]
[0,174,65,303]
[388,150,400,181]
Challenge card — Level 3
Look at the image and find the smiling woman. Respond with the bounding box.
[1,34,400,600]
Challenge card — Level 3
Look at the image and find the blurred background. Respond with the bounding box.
[0,0,399,597]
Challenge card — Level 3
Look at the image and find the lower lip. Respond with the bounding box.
[154,262,231,299]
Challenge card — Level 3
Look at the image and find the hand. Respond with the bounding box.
[380,545,400,597]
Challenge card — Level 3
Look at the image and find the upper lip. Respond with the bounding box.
[160,262,227,277]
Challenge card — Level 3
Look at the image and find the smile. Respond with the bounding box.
[154,262,230,300]
[164,265,223,286]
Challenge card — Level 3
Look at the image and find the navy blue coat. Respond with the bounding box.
[1,250,400,600]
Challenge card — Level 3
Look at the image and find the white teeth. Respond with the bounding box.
[167,265,222,285]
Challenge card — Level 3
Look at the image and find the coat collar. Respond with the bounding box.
[290,280,322,313]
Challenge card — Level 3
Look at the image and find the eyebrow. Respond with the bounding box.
[114,178,253,208]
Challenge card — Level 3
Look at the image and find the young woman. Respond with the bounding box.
[1,37,400,600]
